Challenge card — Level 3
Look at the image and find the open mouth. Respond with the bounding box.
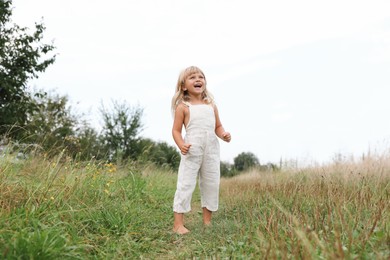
[194,83,202,89]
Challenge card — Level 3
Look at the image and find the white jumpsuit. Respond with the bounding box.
[173,103,220,213]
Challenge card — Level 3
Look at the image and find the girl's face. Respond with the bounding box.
[182,72,206,96]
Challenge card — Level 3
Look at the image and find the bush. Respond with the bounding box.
[233,152,260,172]
[138,138,180,170]
[220,161,236,177]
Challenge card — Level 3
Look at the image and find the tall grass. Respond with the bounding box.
[0,149,389,259]
[218,157,389,259]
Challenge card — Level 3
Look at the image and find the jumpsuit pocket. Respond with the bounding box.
[182,143,202,171]
[187,142,203,156]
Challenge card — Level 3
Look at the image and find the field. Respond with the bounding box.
[0,152,389,259]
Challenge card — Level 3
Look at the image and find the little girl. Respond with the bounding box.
[171,66,231,234]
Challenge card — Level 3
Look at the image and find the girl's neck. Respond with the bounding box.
[187,94,205,105]
[188,95,206,105]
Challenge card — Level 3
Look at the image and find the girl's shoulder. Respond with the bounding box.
[181,100,191,107]
[175,102,190,114]
[176,99,194,108]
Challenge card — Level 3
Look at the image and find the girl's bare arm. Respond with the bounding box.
[172,104,192,154]
[214,105,231,142]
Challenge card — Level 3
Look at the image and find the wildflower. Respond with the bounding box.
[108,167,117,173]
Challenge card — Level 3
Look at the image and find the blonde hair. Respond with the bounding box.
[171,66,214,114]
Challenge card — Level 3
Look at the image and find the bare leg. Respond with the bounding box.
[202,207,212,226]
[173,212,190,234]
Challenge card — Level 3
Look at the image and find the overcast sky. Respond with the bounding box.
[11,0,390,165]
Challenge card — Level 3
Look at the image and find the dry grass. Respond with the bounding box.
[219,154,390,259]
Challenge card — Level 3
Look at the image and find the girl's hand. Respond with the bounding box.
[222,132,231,143]
[180,143,192,155]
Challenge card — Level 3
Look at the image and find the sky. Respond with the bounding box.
[11,0,390,165]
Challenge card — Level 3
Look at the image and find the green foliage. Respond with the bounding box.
[138,138,180,170]
[222,154,279,178]
[0,0,56,138]
[99,100,144,162]
[23,91,77,155]
[233,151,260,172]
[75,124,107,160]
[220,160,236,177]
[0,87,178,169]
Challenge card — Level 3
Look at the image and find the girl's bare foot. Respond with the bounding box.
[173,212,189,234]
[173,225,190,235]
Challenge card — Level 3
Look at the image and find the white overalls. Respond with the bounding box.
[173,103,221,213]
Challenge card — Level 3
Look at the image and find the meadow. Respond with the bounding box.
[0,151,389,259]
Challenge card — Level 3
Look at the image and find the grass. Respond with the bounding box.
[0,151,389,259]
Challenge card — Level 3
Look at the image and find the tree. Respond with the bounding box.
[99,101,144,162]
[24,91,78,156]
[76,124,106,161]
[0,0,56,138]
[234,152,260,172]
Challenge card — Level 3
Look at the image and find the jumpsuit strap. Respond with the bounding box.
[182,101,191,107]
